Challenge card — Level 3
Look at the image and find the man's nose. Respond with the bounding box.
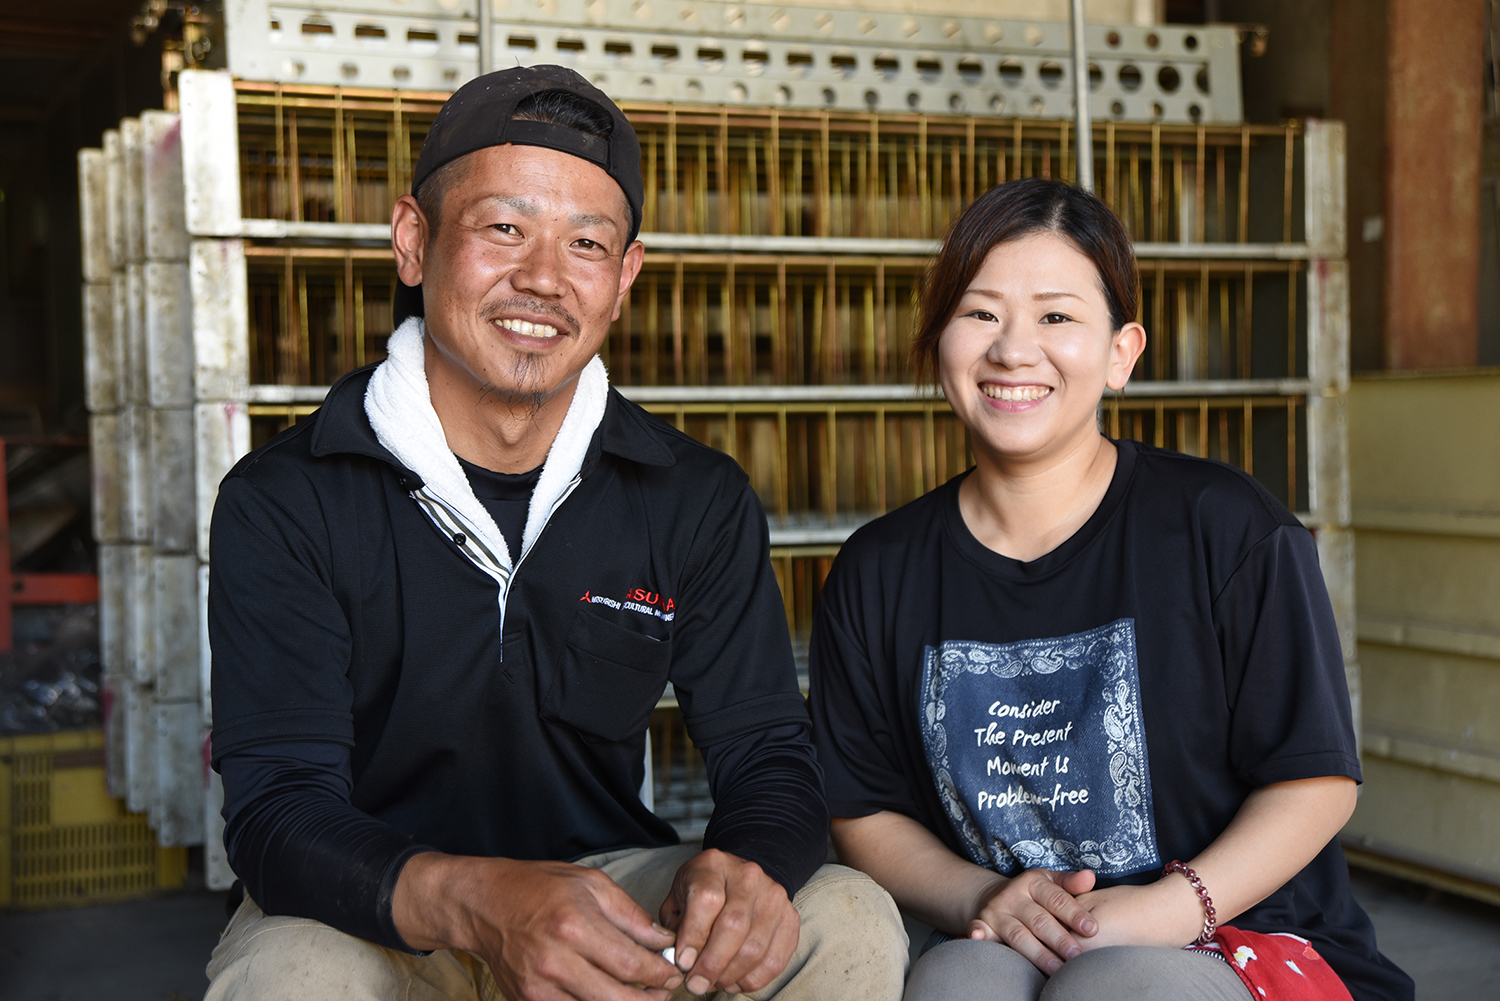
[510,238,566,297]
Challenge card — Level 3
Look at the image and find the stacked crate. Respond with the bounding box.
[79,1,1352,868]
[76,115,209,875]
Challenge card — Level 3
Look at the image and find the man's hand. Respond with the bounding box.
[658,849,800,996]
[965,868,1098,975]
[393,852,681,1001]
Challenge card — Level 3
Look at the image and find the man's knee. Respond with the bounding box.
[205,897,480,1001]
[767,864,907,999]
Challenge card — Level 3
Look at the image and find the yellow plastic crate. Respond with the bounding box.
[0,730,188,909]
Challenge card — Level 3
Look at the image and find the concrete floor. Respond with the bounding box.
[0,868,1495,1000]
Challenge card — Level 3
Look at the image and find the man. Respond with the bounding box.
[204,66,906,1001]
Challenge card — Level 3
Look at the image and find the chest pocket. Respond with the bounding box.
[543,612,672,743]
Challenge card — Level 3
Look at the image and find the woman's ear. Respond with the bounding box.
[1107,322,1148,391]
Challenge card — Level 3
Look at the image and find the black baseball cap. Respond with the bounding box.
[395,65,644,324]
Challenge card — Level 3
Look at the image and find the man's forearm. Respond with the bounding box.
[219,745,432,950]
[699,727,828,898]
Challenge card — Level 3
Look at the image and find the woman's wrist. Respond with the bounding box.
[1158,862,1217,945]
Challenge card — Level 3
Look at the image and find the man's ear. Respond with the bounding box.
[391,194,429,287]
[1107,322,1148,391]
[611,240,646,322]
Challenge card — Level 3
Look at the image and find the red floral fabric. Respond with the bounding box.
[1185,926,1355,1001]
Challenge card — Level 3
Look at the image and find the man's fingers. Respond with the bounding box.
[680,887,752,994]
[721,906,799,995]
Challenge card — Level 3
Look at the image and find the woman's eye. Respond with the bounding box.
[1040,312,1072,324]
[966,309,997,322]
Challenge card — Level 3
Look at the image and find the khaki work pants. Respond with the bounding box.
[204,844,908,1001]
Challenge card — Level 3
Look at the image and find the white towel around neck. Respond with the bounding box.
[363,317,609,571]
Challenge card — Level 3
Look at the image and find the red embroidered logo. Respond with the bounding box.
[578,586,675,622]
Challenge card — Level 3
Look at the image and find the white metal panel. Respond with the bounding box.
[121,404,153,543]
[1304,119,1348,261]
[224,0,1239,123]
[151,408,198,553]
[125,543,156,684]
[1307,257,1351,526]
[105,129,126,270]
[204,766,236,889]
[154,701,207,846]
[142,110,189,263]
[124,680,157,816]
[83,281,119,413]
[153,553,202,702]
[77,148,112,284]
[122,117,146,264]
[190,239,251,402]
[146,261,195,409]
[195,401,252,562]
[102,670,130,799]
[98,544,129,677]
[125,264,149,405]
[180,71,246,239]
[90,413,123,544]
[199,562,214,727]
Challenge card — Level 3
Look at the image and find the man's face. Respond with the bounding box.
[396,142,643,410]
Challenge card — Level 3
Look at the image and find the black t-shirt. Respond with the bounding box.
[808,440,1412,1001]
[456,456,542,563]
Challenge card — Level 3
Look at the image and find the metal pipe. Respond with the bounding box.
[1070,0,1095,191]
[478,0,494,75]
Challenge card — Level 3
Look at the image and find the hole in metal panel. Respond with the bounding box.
[652,43,680,59]
[831,51,857,78]
[822,87,836,104]
[1157,65,1181,93]
[1184,33,1199,51]
[507,34,537,49]
[863,88,878,108]
[1110,100,1124,116]
[999,59,1023,87]
[1118,64,1142,91]
[301,17,334,36]
[354,23,386,39]
[1145,32,1160,49]
[557,36,586,51]
[915,55,941,82]
[957,56,982,85]
[1038,61,1063,89]
[1089,63,1103,89]
[1106,30,1121,47]
[604,39,634,56]
[906,90,920,108]
[873,53,899,79]
[1196,66,1210,94]
[407,27,439,42]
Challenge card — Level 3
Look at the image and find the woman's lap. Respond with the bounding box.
[903,938,1250,1001]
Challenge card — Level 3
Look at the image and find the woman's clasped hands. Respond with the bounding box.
[967,868,1206,975]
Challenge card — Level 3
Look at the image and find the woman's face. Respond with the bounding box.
[937,231,1146,468]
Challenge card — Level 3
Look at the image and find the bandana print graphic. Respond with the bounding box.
[919,619,1159,877]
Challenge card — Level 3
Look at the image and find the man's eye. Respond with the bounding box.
[491,223,518,234]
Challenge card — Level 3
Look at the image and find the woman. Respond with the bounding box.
[807,178,1411,1001]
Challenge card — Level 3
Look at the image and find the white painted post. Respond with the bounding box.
[180,69,253,888]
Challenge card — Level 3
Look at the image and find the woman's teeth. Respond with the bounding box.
[498,319,560,339]
[983,385,1051,402]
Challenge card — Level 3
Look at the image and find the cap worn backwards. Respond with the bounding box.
[395,65,645,325]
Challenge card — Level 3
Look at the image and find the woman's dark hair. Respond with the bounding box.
[911,178,1138,383]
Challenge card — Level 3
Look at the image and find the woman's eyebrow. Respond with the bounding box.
[1032,290,1086,302]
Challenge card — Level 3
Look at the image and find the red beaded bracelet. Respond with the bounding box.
[1162,860,1217,945]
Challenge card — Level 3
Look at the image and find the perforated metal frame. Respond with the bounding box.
[225,0,1241,122]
